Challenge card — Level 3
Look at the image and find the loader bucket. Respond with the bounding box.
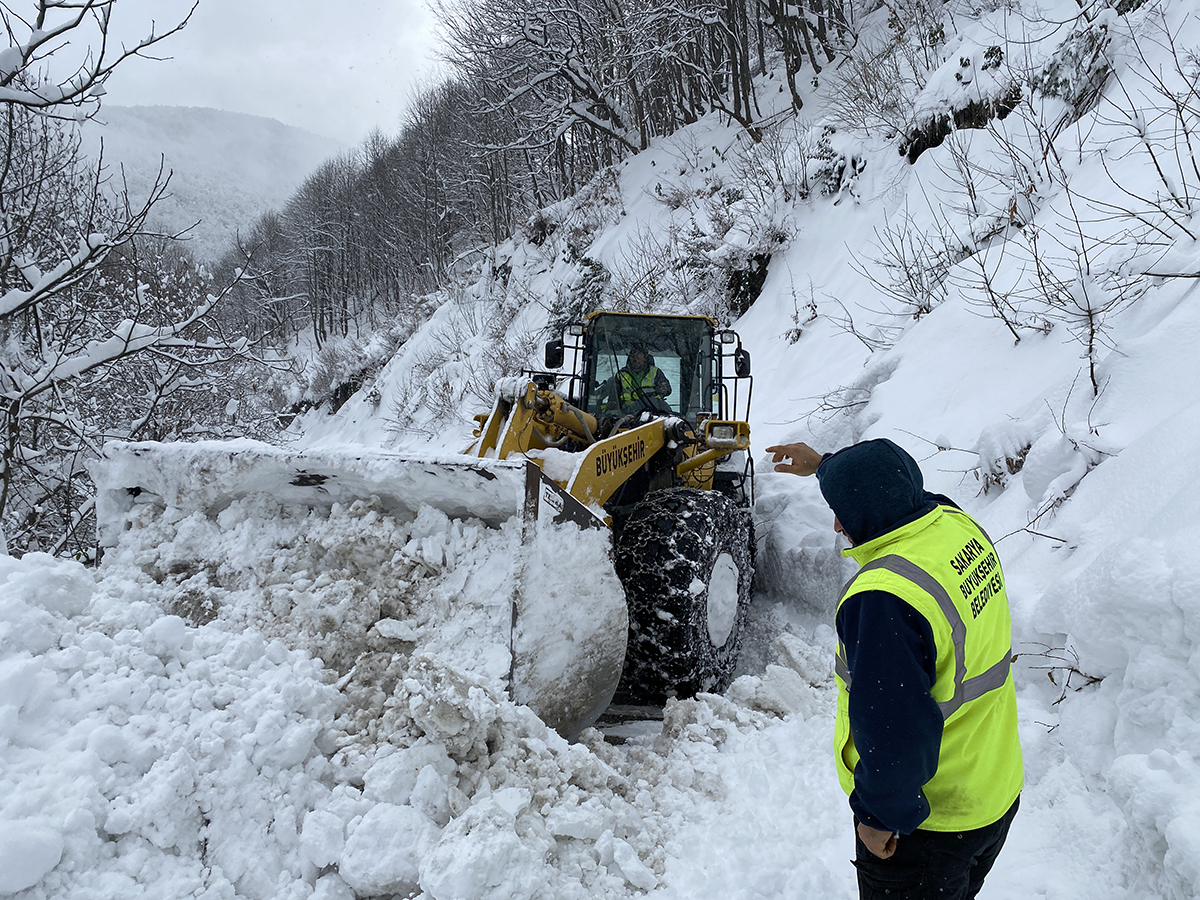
[94,439,538,543]
[91,439,626,739]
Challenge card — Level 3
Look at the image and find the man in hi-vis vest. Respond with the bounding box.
[602,346,672,413]
[766,438,1022,900]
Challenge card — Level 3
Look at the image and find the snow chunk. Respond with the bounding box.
[0,552,92,617]
[300,810,345,869]
[373,617,420,641]
[420,793,550,900]
[544,802,610,841]
[491,786,531,818]
[255,719,322,769]
[526,447,581,483]
[727,632,835,718]
[312,873,355,900]
[610,832,658,891]
[405,655,501,758]
[143,614,191,659]
[0,820,63,893]
[727,666,818,718]
[340,804,439,896]
[0,655,44,714]
[770,632,834,686]
[85,723,129,764]
[363,738,455,806]
[411,764,454,827]
[596,829,659,890]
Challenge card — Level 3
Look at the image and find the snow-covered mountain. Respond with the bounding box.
[5,1,1200,899]
[78,106,344,261]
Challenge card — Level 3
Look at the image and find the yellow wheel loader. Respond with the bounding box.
[470,311,756,706]
[89,312,754,739]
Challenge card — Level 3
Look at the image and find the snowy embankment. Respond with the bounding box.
[6,0,1200,898]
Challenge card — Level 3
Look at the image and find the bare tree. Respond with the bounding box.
[438,0,643,155]
[0,1,252,557]
[758,0,849,110]
[0,0,196,116]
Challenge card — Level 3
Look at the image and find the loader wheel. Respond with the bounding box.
[612,488,754,705]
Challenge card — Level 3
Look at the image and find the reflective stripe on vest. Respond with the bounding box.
[834,553,1012,719]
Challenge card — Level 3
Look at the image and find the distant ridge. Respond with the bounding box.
[80,105,346,261]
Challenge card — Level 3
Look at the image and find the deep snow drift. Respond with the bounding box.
[6,0,1200,897]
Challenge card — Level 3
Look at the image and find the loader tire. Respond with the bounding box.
[612,488,754,705]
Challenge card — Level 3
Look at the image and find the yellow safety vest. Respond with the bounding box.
[616,366,662,406]
[833,505,1023,832]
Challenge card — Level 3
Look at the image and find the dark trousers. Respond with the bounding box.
[853,796,1019,900]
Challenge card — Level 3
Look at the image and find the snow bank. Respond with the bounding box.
[1,551,339,900]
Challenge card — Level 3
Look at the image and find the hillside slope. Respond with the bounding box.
[79,106,344,261]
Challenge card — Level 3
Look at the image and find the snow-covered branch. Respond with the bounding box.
[0,0,197,116]
[0,0,250,557]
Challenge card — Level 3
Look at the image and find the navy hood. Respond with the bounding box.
[816,439,936,545]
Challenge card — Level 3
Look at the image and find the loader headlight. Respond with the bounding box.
[704,421,749,450]
[708,424,736,443]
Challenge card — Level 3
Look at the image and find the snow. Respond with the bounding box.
[0,822,63,894]
[7,0,1200,897]
[705,555,741,647]
[0,513,828,900]
[338,803,436,895]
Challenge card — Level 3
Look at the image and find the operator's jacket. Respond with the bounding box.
[608,365,671,409]
[818,439,1023,835]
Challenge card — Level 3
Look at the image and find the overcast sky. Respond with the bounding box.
[100,0,441,144]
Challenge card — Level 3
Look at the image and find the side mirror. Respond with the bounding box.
[544,338,564,369]
[734,348,751,377]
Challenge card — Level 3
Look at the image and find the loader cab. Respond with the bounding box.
[547,312,752,427]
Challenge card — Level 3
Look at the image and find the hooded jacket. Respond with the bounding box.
[817,440,1014,834]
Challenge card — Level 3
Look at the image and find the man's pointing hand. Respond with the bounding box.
[765,442,823,477]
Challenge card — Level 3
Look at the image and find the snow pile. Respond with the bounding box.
[92,439,628,739]
[0,551,339,900]
[2,526,828,899]
[1025,403,1200,900]
[105,493,522,703]
[4,434,833,900]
